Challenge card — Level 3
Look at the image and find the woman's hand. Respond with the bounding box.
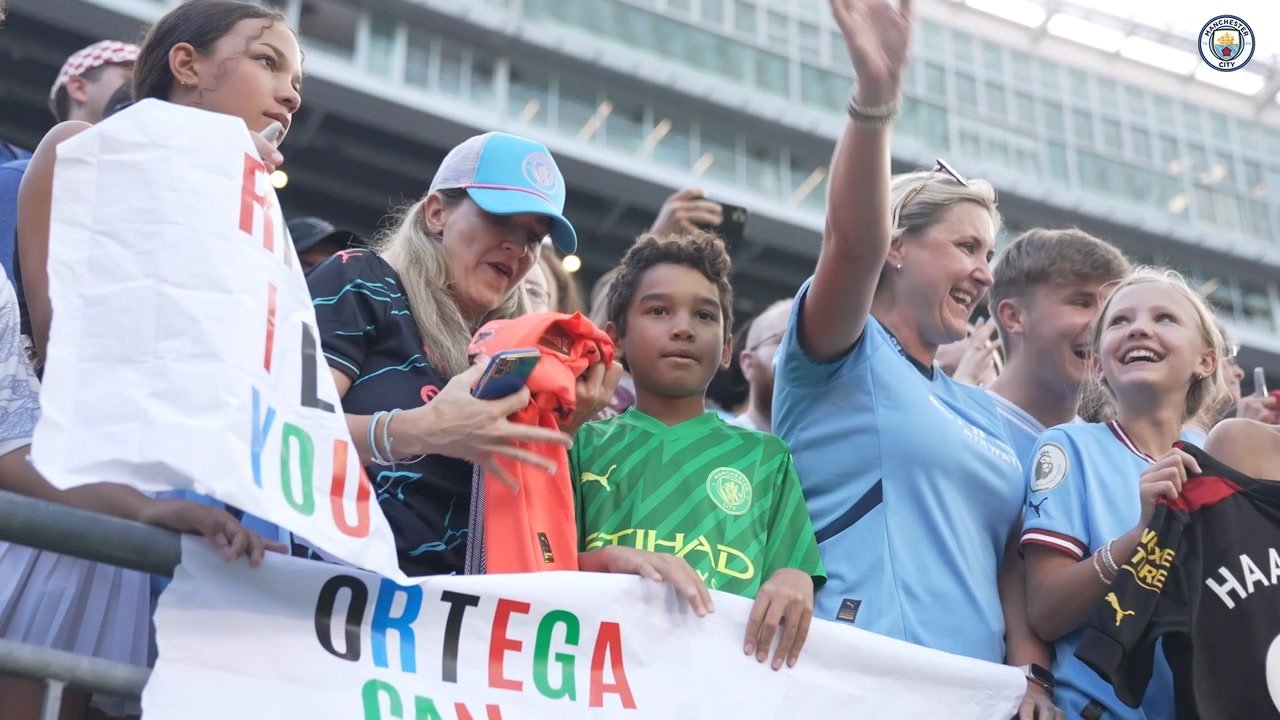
[943,318,1003,386]
[136,499,286,567]
[648,188,723,236]
[1236,393,1279,424]
[396,360,574,491]
[830,0,913,107]
[252,121,285,173]
[562,360,624,435]
[579,545,714,617]
[745,568,815,670]
[1136,448,1200,530]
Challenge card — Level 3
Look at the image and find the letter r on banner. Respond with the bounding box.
[239,153,275,252]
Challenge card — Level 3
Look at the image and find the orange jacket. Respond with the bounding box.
[466,312,615,574]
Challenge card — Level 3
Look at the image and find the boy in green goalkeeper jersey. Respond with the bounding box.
[572,230,825,670]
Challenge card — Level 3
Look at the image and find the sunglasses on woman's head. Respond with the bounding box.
[894,158,970,229]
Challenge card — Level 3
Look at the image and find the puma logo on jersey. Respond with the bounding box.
[581,465,617,491]
[1029,498,1047,517]
[1105,592,1136,626]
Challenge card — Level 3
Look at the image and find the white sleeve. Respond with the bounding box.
[0,273,40,456]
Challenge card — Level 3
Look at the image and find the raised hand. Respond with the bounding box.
[1237,392,1279,425]
[649,188,723,237]
[829,0,914,106]
[253,120,285,172]
[945,318,1003,387]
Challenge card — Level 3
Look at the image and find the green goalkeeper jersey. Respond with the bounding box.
[571,408,825,598]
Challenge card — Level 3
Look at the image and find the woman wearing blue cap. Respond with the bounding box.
[307,132,624,578]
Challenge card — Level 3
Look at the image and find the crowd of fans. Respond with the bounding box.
[1,1,1279,719]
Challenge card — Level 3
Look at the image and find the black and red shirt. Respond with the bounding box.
[1076,441,1280,719]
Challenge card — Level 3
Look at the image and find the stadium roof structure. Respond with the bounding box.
[954,0,1280,107]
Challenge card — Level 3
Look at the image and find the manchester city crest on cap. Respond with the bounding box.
[521,152,559,196]
[1199,15,1255,72]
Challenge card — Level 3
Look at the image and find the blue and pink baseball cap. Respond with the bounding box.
[428,132,577,254]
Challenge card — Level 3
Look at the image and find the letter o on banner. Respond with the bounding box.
[315,574,369,662]
[281,423,316,514]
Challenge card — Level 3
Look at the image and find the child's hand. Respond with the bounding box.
[137,499,287,567]
[745,568,814,670]
[1136,448,1199,531]
[579,545,714,617]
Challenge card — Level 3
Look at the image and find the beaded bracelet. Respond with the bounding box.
[1101,540,1121,576]
[846,92,900,127]
[1091,550,1112,584]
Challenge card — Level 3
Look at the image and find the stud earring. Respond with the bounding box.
[895,263,903,272]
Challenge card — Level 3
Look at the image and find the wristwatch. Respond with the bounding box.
[1019,664,1055,694]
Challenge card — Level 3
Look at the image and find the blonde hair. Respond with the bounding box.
[889,168,1002,243]
[372,192,526,378]
[1081,267,1232,429]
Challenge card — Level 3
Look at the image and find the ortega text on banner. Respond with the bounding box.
[145,538,1027,720]
[30,99,408,581]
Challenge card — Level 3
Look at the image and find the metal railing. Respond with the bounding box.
[0,490,181,718]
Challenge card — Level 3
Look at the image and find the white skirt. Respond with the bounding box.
[0,541,149,715]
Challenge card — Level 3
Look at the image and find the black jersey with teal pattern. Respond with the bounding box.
[307,249,471,577]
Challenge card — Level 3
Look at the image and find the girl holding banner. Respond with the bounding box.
[17,0,300,370]
[6,2,304,717]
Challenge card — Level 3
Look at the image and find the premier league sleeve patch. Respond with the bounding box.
[1030,443,1069,493]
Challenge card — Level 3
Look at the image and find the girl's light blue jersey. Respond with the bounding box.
[1021,421,1175,719]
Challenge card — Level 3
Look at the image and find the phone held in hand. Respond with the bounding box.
[700,202,749,248]
[1255,367,1269,397]
[472,348,542,400]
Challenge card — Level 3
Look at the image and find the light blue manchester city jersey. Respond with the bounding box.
[1021,421,1175,720]
[773,279,1024,663]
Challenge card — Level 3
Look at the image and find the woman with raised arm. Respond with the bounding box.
[773,1,1057,717]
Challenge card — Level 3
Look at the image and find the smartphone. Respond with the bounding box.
[701,202,749,248]
[472,348,541,400]
[1255,367,1269,397]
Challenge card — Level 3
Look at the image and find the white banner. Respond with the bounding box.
[32,99,408,581]
[146,538,1026,719]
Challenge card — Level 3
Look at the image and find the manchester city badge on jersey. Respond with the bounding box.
[1030,443,1069,493]
[706,467,752,515]
[1199,15,1255,72]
